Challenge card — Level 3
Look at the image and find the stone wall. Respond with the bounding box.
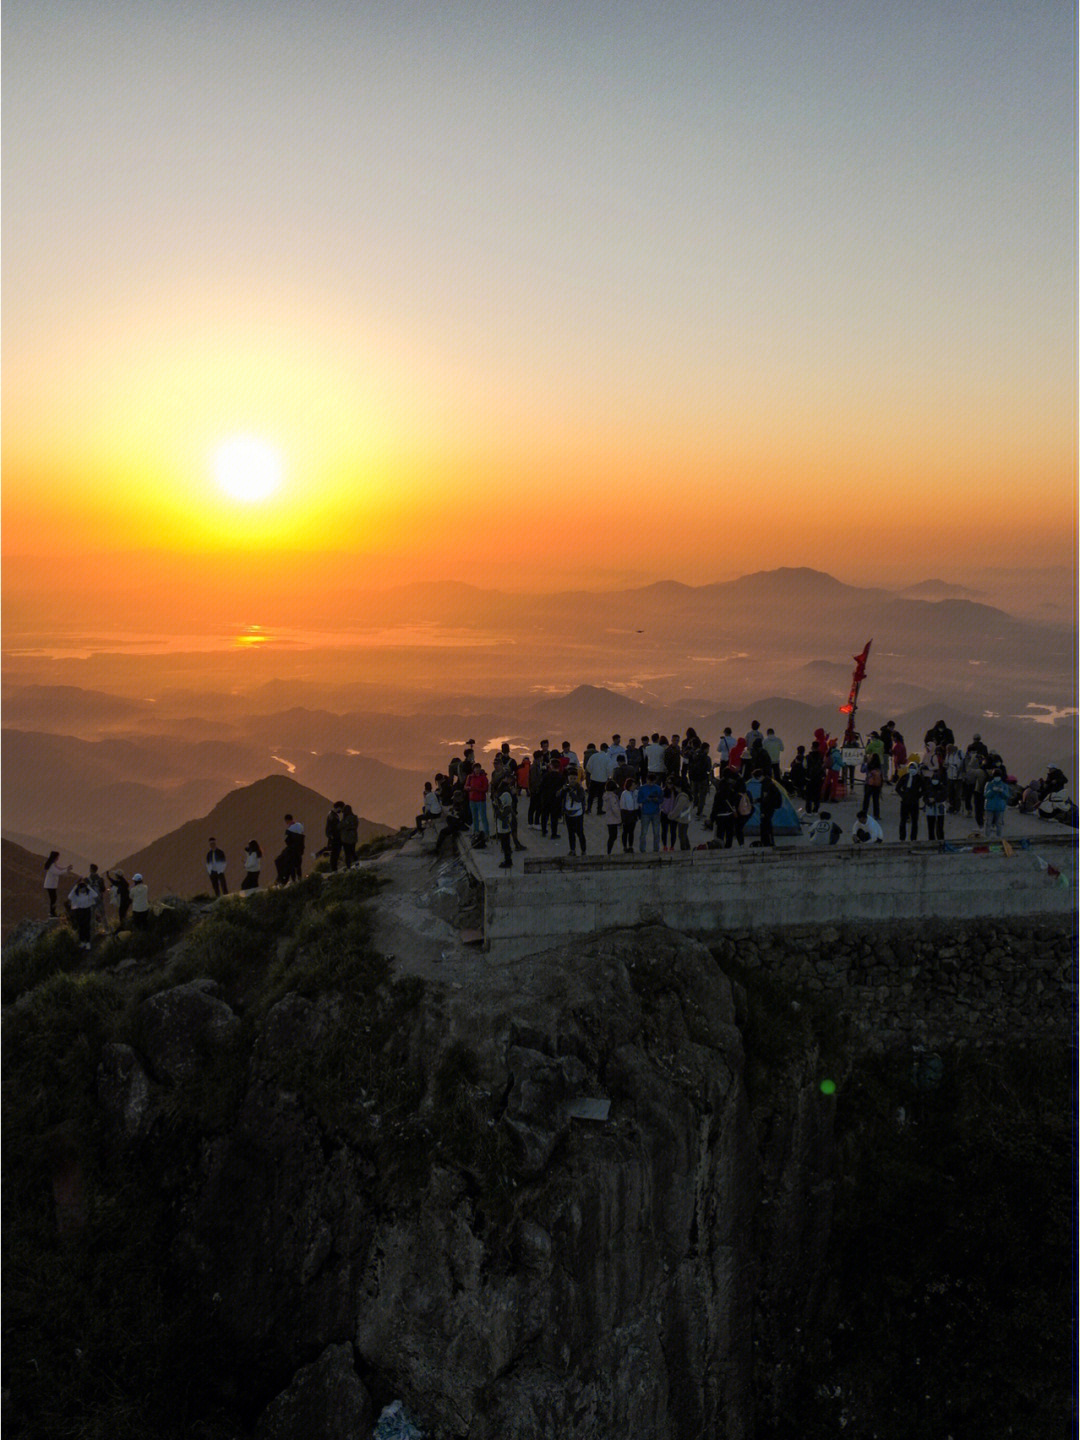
[710,915,1077,1052]
[471,834,1078,961]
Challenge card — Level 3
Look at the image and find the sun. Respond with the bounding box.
[212,435,284,502]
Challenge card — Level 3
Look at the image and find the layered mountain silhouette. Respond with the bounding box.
[1,726,427,859]
[4,567,1073,860]
[111,774,394,901]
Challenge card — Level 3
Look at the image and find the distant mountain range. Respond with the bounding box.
[1,726,427,860]
[2,567,1073,857]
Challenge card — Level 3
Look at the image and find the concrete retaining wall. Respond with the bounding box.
[464,834,1078,960]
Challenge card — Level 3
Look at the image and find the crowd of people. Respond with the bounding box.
[415,719,1069,864]
[38,718,1069,937]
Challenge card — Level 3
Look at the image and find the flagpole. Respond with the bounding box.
[839,640,873,747]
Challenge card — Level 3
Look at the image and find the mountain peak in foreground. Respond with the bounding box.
[113,774,394,899]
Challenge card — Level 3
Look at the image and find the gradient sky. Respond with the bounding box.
[4,0,1076,593]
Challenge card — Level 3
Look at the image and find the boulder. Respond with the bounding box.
[255,1343,372,1440]
[97,1042,152,1137]
[501,1046,590,1177]
[136,978,239,1086]
[257,992,341,1066]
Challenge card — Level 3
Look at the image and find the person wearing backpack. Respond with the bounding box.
[983,770,1010,838]
[689,741,713,817]
[559,773,588,856]
[336,805,359,867]
[494,787,515,868]
[734,777,754,844]
[669,783,693,851]
[862,754,884,819]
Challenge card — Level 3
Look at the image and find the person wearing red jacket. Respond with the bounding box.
[465,765,490,837]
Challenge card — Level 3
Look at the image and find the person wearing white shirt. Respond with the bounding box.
[586,745,613,813]
[852,810,884,844]
[644,739,667,778]
[130,874,150,928]
[619,780,640,852]
[242,841,262,890]
[762,729,784,778]
[43,851,73,917]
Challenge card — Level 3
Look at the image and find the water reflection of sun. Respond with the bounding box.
[234,626,268,648]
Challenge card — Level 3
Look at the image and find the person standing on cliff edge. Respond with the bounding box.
[205,838,228,896]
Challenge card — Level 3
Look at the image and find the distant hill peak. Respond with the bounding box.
[901,579,982,600]
[725,567,847,592]
[550,684,641,703]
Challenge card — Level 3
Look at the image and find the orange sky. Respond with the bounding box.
[4,2,1076,597]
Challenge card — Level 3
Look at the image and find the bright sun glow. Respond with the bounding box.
[212,435,284,502]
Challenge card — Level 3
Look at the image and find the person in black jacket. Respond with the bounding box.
[539,760,565,841]
[804,743,825,813]
[325,802,345,871]
[896,764,922,841]
[205,838,228,896]
[757,773,781,848]
[107,870,131,927]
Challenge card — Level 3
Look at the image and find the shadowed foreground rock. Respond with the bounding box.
[167,926,831,1439]
[7,887,1070,1439]
[256,1342,373,1440]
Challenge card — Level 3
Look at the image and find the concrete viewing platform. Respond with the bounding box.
[413,788,1078,958]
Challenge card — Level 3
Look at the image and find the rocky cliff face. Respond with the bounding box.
[151,925,834,1439]
[4,865,1073,1439]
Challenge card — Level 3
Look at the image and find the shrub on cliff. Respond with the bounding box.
[1,867,405,1438]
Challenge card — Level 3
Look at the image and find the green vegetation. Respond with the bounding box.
[2,867,412,1439]
[1,925,84,1005]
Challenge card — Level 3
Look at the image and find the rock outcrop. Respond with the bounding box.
[161,925,831,1439]
[136,978,240,1086]
[256,1342,373,1440]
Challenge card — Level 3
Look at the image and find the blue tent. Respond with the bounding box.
[743,777,802,837]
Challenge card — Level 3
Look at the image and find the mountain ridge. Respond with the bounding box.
[111,774,394,900]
